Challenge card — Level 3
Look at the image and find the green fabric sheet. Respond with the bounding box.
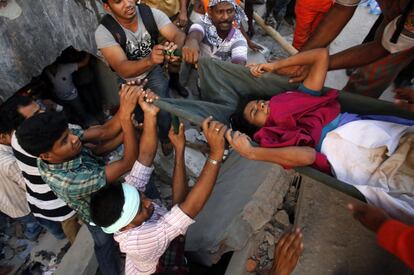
[154,58,414,201]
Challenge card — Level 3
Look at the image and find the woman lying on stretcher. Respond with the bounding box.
[227,48,414,222]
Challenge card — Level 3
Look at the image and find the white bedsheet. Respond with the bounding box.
[321,120,414,224]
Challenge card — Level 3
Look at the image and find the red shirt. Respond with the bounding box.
[377,219,414,271]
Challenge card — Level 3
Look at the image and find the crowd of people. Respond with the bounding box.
[1,0,414,274]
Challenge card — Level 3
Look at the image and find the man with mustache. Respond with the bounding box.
[182,0,248,65]
[95,0,186,156]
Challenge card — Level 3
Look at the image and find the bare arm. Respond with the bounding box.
[137,91,159,167]
[182,31,203,64]
[177,0,189,26]
[301,3,358,51]
[83,113,121,143]
[104,85,140,183]
[91,131,123,156]
[179,118,226,218]
[100,44,165,79]
[159,23,186,49]
[250,48,329,91]
[169,124,189,205]
[226,131,316,167]
[328,40,389,70]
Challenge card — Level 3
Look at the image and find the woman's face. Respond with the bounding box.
[243,100,270,127]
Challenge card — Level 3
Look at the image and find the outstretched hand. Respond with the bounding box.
[138,89,160,116]
[225,130,253,159]
[249,63,275,77]
[119,84,143,119]
[394,87,414,112]
[271,228,304,275]
[202,116,227,161]
[347,202,389,233]
[168,123,186,152]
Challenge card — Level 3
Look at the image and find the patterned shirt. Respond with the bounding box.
[37,129,106,223]
[114,161,194,275]
[0,144,31,218]
[189,23,248,64]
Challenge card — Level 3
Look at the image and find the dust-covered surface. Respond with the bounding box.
[293,175,413,275]
[0,217,70,274]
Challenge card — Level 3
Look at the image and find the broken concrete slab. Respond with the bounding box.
[185,150,291,265]
[55,225,97,275]
[293,175,412,275]
[0,0,102,98]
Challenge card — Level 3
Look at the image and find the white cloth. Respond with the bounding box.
[321,120,414,224]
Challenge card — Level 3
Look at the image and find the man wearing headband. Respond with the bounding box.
[90,109,227,274]
[15,84,150,275]
[182,0,248,65]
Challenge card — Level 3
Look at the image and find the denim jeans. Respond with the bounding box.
[87,224,120,275]
[37,217,66,240]
[16,214,43,240]
[134,65,172,143]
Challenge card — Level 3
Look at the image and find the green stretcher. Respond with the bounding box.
[154,58,414,201]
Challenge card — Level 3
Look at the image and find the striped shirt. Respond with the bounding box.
[189,23,248,64]
[0,144,31,218]
[11,133,75,222]
[114,161,194,275]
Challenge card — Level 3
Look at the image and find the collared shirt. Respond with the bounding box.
[0,144,31,218]
[189,23,248,64]
[114,161,194,275]
[37,129,106,223]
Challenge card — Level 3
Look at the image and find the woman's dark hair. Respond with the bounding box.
[229,95,271,137]
[15,111,68,157]
[90,183,125,227]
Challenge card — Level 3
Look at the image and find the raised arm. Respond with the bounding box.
[179,117,226,218]
[137,90,159,167]
[226,131,316,167]
[250,48,329,91]
[104,85,140,183]
[168,123,189,205]
[301,3,358,51]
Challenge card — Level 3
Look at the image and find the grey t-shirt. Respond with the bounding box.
[45,63,78,101]
[95,7,171,80]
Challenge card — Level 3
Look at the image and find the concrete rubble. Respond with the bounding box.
[293,175,413,275]
[184,150,292,266]
[0,0,103,99]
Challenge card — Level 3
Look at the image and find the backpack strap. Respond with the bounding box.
[100,14,128,52]
[137,3,159,46]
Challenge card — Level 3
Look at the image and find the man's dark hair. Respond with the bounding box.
[15,111,68,157]
[2,95,34,130]
[229,95,270,137]
[90,183,124,227]
[0,110,14,135]
[101,0,108,3]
